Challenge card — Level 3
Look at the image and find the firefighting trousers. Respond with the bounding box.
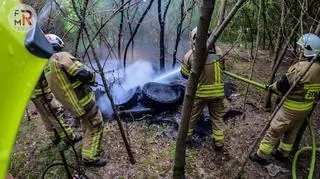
[187,98,226,146]
[31,93,76,141]
[80,104,104,161]
[257,106,311,159]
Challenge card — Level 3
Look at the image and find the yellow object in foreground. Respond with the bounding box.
[0,1,47,178]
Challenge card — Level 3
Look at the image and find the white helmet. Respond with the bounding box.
[45,34,65,51]
[296,33,320,57]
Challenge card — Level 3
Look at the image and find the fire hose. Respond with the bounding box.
[223,70,269,90]
[292,116,319,179]
[222,63,319,178]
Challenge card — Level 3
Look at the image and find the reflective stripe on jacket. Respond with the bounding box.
[45,52,95,117]
[32,72,51,98]
[276,61,320,111]
[180,49,224,99]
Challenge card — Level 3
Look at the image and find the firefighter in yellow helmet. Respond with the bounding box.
[31,73,81,145]
[44,34,106,167]
[181,28,226,151]
[250,33,320,165]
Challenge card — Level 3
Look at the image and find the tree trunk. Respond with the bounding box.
[271,2,285,71]
[82,1,132,60]
[172,0,195,68]
[242,0,262,111]
[72,0,88,57]
[261,0,266,49]
[173,1,215,178]
[158,0,172,71]
[315,23,320,35]
[264,0,285,109]
[172,0,185,68]
[217,0,227,26]
[26,107,31,121]
[158,0,164,71]
[126,1,139,61]
[207,0,247,49]
[292,100,317,154]
[118,0,124,59]
[83,26,136,164]
[123,0,155,68]
[264,22,299,109]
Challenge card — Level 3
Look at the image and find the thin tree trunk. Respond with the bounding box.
[26,106,31,121]
[271,0,285,70]
[292,100,317,154]
[173,1,216,178]
[123,0,155,68]
[261,0,266,49]
[83,26,136,164]
[315,23,320,35]
[264,22,299,109]
[242,0,262,112]
[264,0,285,109]
[76,0,136,163]
[158,0,172,71]
[126,1,139,61]
[172,0,185,68]
[118,0,125,59]
[158,0,164,71]
[172,0,195,68]
[217,0,227,26]
[82,1,134,60]
[72,0,88,57]
[207,0,247,49]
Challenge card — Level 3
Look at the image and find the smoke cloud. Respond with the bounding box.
[92,60,181,117]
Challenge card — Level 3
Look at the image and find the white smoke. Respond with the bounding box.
[120,60,155,90]
[91,59,182,117]
[92,60,155,90]
[92,60,155,116]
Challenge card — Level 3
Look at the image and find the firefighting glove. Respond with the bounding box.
[75,70,95,86]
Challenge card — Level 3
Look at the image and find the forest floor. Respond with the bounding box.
[9,44,320,178]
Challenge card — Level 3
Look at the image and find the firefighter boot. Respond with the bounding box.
[249,153,271,165]
[213,139,224,152]
[272,149,291,163]
[83,158,107,167]
[214,143,223,152]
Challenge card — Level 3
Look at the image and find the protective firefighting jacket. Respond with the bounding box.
[181,49,224,99]
[271,60,320,111]
[44,52,96,117]
[31,73,51,99]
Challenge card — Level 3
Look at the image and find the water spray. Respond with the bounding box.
[152,68,181,83]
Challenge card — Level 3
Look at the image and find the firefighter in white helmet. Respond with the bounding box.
[250,33,320,164]
[44,34,106,167]
[181,28,226,151]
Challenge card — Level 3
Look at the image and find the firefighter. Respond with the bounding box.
[181,28,226,151]
[31,73,81,145]
[44,34,106,167]
[250,33,320,165]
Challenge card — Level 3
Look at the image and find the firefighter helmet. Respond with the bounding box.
[45,34,65,51]
[296,33,320,57]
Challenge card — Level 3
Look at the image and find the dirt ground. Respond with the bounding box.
[9,45,320,178]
